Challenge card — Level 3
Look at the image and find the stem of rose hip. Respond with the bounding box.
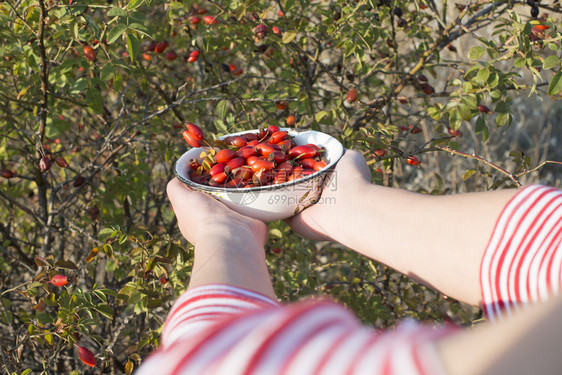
[202,140,214,149]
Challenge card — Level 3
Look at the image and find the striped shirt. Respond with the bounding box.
[480,184,562,321]
[138,185,562,375]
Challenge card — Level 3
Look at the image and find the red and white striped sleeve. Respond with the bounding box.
[136,284,456,375]
[480,184,562,322]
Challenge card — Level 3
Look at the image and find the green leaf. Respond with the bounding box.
[461,96,477,109]
[86,87,103,113]
[215,119,227,132]
[496,112,511,127]
[448,109,461,131]
[427,105,442,120]
[94,304,113,319]
[442,101,458,114]
[119,233,127,244]
[315,111,327,122]
[169,1,184,9]
[69,78,88,94]
[468,46,485,60]
[482,126,489,142]
[269,228,283,238]
[475,116,486,133]
[128,23,151,38]
[92,290,107,303]
[113,71,123,92]
[98,228,114,240]
[72,22,79,40]
[457,103,473,121]
[107,23,127,44]
[54,259,78,270]
[100,63,115,81]
[476,67,490,84]
[475,116,489,142]
[543,55,559,70]
[130,11,146,23]
[147,298,163,308]
[513,57,526,68]
[36,312,53,324]
[126,33,140,63]
[548,72,562,96]
[495,101,509,113]
[52,119,71,133]
[104,244,114,258]
[99,288,118,297]
[490,90,501,99]
[107,6,127,17]
[487,71,499,88]
[462,169,476,181]
[216,100,228,120]
[463,65,480,80]
[282,31,297,44]
[127,0,144,10]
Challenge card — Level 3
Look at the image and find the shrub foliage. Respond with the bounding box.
[0,0,561,373]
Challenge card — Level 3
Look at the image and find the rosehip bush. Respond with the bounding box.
[0,0,561,373]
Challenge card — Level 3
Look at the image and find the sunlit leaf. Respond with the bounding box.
[107,24,127,44]
[468,46,485,60]
[548,72,562,96]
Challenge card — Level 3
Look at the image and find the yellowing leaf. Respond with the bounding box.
[282,31,297,44]
[17,86,30,100]
[125,361,134,375]
[86,247,100,263]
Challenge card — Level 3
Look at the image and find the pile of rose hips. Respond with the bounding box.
[181,123,328,188]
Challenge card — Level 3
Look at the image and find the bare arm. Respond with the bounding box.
[437,293,562,375]
[166,178,275,299]
[287,150,518,306]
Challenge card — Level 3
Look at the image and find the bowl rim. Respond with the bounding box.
[173,128,344,193]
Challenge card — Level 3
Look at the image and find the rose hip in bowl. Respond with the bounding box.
[174,126,344,221]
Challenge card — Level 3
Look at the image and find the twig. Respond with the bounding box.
[149,75,185,123]
[428,145,522,187]
[516,160,562,178]
[59,213,102,246]
[0,223,35,267]
[0,189,46,226]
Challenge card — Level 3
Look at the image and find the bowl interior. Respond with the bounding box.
[174,128,344,192]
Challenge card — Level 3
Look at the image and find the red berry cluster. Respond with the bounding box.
[181,124,328,188]
[39,153,69,173]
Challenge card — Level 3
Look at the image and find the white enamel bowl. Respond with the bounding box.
[174,128,344,222]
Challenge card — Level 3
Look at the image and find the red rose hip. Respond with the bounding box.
[215,149,236,164]
[78,346,97,367]
[50,274,69,287]
[83,46,96,61]
[182,130,202,148]
[186,122,204,140]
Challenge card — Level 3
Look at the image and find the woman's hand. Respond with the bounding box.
[167,178,267,248]
[167,178,274,297]
[285,149,372,241]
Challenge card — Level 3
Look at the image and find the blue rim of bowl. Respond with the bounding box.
[173,129,344,193]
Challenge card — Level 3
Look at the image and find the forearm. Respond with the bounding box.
[325,184,518,305]
[188,225,275,299]
[437,293,562,375]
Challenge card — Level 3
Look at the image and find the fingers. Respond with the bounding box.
[167,178,194,212]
